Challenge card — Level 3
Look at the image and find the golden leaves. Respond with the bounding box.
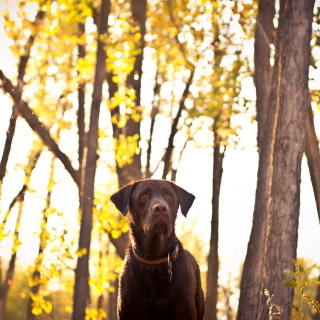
[30,293,53,315]
[113,133,139,168]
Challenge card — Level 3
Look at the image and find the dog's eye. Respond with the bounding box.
[140,194,148,199]
[165,194,172,199]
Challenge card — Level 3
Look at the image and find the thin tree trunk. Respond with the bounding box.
[0,151,39,320]
[204,127,225,320]
[77,22,86,179]
[236,1,275,319]
[145,77,161,179]
[305,101,320,223]
[108,278,119,320]
[0,187,28,320]
[0,149,40,319]
[258,0,314,319]
[170,138,188,182]
[72,0,110,319]
[254,0,275,148]
[162,70,194,179]
[0,9,44,182]
[0,109,17,182]
[27,157,54,320]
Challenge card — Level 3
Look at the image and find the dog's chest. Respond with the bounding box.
[136,263,174,293]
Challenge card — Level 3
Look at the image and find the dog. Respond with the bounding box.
[110,179,205,320]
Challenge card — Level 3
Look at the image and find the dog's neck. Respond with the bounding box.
[129,223,176,260]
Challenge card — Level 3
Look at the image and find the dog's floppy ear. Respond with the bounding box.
[170,183,195,217]
[110,182,135,216]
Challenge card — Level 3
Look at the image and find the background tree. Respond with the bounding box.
[238,1,318,320]
[259,0,314,316]
[236,0,275,318]
[1,1,320,320]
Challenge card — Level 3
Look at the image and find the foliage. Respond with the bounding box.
[284,259,320,319]
[263,289,285,320]
[1,0,316,318]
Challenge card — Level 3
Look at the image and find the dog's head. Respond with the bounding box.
[110,179,195,237]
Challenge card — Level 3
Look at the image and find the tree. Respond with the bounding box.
[0,150,40,320]
[237,0,314,319]
[237,1,312,319]
[236,0,275,318]
[72,0,110,319]
[259,0,314,316]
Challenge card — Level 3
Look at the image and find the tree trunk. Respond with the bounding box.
[108,278,119,320]
[0,200,25,320]
[0,109,17,183]
[258,0,314,319]
[0,10,44,183]
[72,0,110,319]
[145,79,161,179]
[77,22,86,180]
[0,151,39,320]
[204,127,225,320]
[254,0,275,148]
[305,101,320,223]
[27,157,54,320]
[236,1,275,319]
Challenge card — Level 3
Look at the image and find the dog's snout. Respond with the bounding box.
[152,204,168,214]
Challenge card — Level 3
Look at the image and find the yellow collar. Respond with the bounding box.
[131,243,179,266]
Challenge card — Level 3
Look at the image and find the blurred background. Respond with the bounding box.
[0,0,320,319]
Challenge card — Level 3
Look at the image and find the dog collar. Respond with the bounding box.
[132,243,179,265]
[131,243,178,282]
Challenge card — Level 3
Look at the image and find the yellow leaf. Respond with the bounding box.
[32,306,42,316]
[65,306,73,313]
[41,300,52,314]
[111,230,121,239]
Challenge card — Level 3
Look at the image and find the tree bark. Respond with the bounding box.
[107,278,119,320]
[254,0,275,148]
[72,0,110,319]
[77,22,86,179]
[305,101,320,223]
[0,184,29,320]
[236,1,275,319]
[258,0,314,319]
[0,109,17,182]
[204,127,225,320]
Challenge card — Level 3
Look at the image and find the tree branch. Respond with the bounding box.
[162,70,195,179]
[0,71,80,187]
[0,108,17,182]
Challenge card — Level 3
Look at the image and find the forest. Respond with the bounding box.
[0,0,320,319]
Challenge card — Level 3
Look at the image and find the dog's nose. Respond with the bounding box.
[152,204,168,214]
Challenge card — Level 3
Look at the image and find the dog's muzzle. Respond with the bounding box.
[143,202,173,236]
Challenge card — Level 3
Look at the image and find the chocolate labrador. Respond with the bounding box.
[110,179,205,320]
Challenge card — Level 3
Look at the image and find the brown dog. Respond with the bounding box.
[110,179,205,320]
